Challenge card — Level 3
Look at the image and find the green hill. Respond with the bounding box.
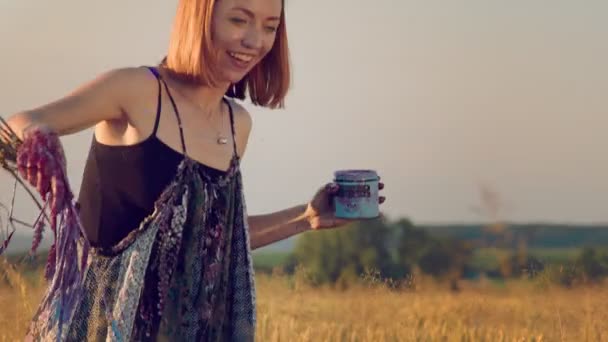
[420,223,608,248]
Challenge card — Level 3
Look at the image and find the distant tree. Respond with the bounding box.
[576,247,608,282]
[497,252,545,279]
[291,217,475,289]
[393,218,430,268]
[292,218,401,286]
[417,238,473,290]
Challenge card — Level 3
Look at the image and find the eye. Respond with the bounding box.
[230,17,247,25]
[264,26,278,33]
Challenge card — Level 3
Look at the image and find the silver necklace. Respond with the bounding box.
[172,86,229,145]
[206,107,229,145]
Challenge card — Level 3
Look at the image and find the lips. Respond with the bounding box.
[228,51,254,63]
[226,51,257,72]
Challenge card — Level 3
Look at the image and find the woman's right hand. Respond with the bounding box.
[16,125,69,214]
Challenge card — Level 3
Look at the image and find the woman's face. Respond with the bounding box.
[211,0,282,84]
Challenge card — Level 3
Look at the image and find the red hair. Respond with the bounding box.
[163,0,290,109]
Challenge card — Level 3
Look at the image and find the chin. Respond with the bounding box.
[222,72,250,85]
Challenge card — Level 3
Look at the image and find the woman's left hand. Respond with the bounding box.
[304,180,386,230]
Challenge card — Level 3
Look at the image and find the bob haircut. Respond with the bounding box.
[162,0,290,109]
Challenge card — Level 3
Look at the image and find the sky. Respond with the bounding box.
[0,0,607,231]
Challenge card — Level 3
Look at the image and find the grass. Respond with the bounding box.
[3,259,608,341]
[252,251,291,273]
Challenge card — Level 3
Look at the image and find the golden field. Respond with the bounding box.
[2,260,608,341]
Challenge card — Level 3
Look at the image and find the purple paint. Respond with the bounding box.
[333,169,379,219]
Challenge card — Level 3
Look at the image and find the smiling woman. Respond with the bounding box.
[164,0,290,108]
[1,0,385,341]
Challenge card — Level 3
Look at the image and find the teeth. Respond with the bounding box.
[229,52,253,63]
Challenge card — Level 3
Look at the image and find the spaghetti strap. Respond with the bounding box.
[222,98,239,158]
[145,66,163,137]
[147,67,188,156]
[161,81,188,156]
[144,66,236,160]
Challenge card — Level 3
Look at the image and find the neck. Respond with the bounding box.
[184,83,230,114]
[159,68,231,117]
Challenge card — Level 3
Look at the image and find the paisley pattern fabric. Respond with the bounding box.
[25,147,256,342]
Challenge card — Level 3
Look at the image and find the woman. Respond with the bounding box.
[5,0,385,340]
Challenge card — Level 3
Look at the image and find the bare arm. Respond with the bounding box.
[4,67,140,138]
[226,104,313,249]
[248,205,311,250]
[225,103,308,249]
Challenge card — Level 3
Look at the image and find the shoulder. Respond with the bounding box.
[85,66,158,113]
[101,66,158,95]
[225,98,253,157]
[93,66,155,90]
[101,66,164,119]
[226,98,253,134]
[91,66,162,137]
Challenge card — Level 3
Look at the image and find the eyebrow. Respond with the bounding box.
[232,6,280,21]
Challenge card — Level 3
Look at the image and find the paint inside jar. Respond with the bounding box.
[333,169,379,219]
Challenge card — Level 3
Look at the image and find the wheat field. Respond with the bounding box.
[2,261,608,341]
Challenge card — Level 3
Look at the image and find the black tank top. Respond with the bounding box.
[77,66,238,249]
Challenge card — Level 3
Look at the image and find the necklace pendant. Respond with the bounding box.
[217,137,228,145]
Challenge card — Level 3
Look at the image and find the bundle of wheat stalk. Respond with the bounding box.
[0,116,29,255]
[0,118,52,255]
[0,117,89,337]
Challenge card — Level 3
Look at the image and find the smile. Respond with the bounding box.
[228,51,255,63]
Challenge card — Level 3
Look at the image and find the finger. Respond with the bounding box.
[318,217,352,229]
[27,161,38,186]
[331,183,339,194]
[379,196,386,204]
[16,133,35,171]
[27,146,42,185]
[36,153,52,195]
[17,143,33,179]
[17,153,28,178]
[37,170,51,197]
[325,182,339,193]
[51,176,65,215]
[379,182,384,190]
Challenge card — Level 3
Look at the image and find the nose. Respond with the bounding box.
[242,27,263,51]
